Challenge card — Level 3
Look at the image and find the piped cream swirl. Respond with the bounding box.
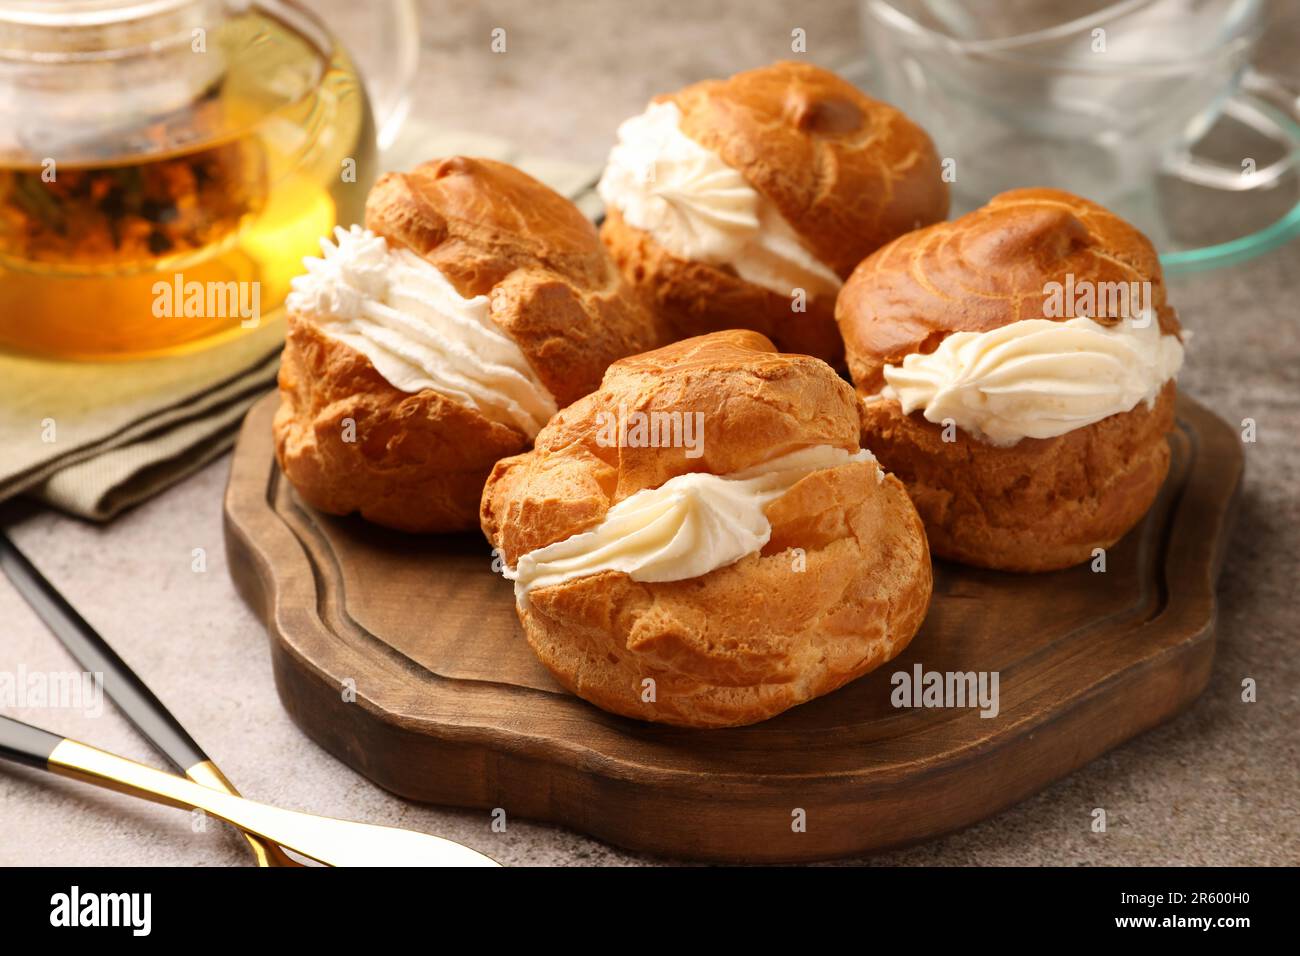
[597,100,842,298]
[881,315,1184,446]
[287,225,557,437]
[504,445,880,603]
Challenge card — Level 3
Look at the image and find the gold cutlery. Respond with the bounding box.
[0,530,294,866]
[0,714,499,866]
[0,530,497,867]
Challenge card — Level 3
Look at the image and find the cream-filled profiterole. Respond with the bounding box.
[836,188,1186,572]
[598,60,949,366]
[274,157,660,533]
[481,330,932,728]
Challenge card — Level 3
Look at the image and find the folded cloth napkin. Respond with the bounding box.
[0,122,602,521]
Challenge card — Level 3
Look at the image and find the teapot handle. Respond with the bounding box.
[304,0,421,152]
[364,0,421,151]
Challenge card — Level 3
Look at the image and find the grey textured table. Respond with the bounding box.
[1,0,1297,866]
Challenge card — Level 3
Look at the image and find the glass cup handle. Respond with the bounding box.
[1162,68,1300,192]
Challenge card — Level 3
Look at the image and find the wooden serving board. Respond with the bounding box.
[224,391,1242,863]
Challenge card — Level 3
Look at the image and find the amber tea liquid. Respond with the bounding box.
[0,7,376,359]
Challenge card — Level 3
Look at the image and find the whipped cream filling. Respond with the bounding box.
[881,315,1185,446]
[504,445,880,602]
[597,100,842,299]
[287,225,557,437]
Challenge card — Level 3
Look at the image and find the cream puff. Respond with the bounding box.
[480,329,932,728]
[597,61,949,366]
[274,157,660,533]
[836,188,1186,572]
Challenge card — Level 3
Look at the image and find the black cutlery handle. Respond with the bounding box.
[0,714,62,770]
[0,532,207,772]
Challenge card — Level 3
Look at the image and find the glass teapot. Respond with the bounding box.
[0,0,418,359]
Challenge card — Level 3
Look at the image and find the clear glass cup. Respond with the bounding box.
[858,0,1300,269]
